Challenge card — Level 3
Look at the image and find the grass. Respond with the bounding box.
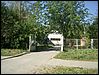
[1,49,28,56]
[37,66,98,74]
[54,49,98,61]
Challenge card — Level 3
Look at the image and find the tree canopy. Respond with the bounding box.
[1,1,98,49]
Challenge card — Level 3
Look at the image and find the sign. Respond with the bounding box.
[48,32,63,52]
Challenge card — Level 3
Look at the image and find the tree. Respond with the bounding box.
[88,16,98,39]
[45,1,90,39]
[1,1,93,49]
[29,1,51,45]
[1,1,50,49]
[1,2,10,48]
[1,1,37,49]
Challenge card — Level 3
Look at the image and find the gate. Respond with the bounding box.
[29,34,36,51]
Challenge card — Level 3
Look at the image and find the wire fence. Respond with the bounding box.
[64,39,98,49]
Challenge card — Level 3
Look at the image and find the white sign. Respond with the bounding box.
[48,32,63,52]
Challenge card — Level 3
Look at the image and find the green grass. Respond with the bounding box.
[38,66,98,74]
[54,49,98,61]
[1,49,28,56]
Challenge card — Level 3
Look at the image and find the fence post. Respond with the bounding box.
[29,35,31,51]
[61,35,63,52]
[76,39,78,49]
[91,39,93,49]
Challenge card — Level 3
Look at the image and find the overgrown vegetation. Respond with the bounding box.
[37,66,98,74]
[1,1,98,50]
[54,49,98,61]
[1,49,28,56]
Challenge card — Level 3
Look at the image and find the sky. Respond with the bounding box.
[3,1,98,24]
[84,1,98,17]
[4,1,98,17]
[84,1,98,23]
[30,1,98,23]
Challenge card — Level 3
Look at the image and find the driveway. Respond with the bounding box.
[44,58,98,69]
[1,50,98,74]
[1,51,59,74]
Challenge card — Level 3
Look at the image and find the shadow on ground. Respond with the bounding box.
[31,46,60,52]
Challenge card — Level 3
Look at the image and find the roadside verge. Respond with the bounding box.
[1,51,30,60]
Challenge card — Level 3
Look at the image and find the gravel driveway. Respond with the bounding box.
[1,50,98,74]
[1,51,59,74]
[44,58,98,69]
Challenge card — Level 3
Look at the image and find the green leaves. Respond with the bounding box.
[45,1,91,39]
[1,1,96,49]
[1,1,30,49]
[88,16,98,39]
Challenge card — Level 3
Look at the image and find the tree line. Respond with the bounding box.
[1,1,98,49]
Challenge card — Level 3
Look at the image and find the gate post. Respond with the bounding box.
[91,39,93,49]
[29,35,31,51]
[61,35,63,52]
[76,39,78,49]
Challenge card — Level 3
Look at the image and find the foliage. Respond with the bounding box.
[1,1,97,50]
[54,49,98,61]
[88,16,98,39]
[1,1,36,49]
[85,35,90,48]
[46,1,90,39]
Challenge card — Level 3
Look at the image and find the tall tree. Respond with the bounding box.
[1,1,36,49]
[88,16,98,39]
[46,1,90,39]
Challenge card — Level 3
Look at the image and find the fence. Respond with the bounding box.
[64,39,98,49]
[91,39,98,49]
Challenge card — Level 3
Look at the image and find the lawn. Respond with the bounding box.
[54,49,98,61]
[37,66,98,74]
[1,49,28,56]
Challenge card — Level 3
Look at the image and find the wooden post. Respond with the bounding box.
[76,39,78,49]
[29,35,31,51]
[61,35,63,52]
[91,39,93,49]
